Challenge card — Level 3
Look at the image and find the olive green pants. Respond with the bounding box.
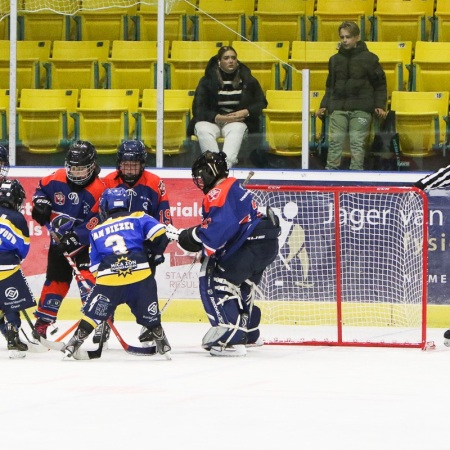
[326,110,372,170]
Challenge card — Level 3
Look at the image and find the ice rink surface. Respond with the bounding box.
[2,321,450,450]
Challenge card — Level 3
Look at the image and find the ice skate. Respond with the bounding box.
[33,318,51,340]
[93,321,110,348]
[139,325,154,348]
[6,323,27,358]
[139,324,171,359]
[246,337,264,348]
[210,344,247,357]
[63,334,84,358]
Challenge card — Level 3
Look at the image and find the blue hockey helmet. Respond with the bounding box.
[117,140,147,186]
[192,150,229,194]
[99,187,130,221]
[0,145,10,180]
[0,179,25,212]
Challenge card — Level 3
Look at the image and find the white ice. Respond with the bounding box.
[2,322,449,450]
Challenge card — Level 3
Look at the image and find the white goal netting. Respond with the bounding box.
[250,186,428,349]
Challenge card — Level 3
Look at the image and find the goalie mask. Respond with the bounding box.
[65,141,98,186]
[0,145,10,180]
[117,140,147,186]
[99,187,130,221]
[192,150,229,194]
[0,179,25,212]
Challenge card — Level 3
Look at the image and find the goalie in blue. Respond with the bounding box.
[62,187,171,359]
[167,151,281,357]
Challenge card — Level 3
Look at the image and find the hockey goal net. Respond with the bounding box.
[249,185,429,349]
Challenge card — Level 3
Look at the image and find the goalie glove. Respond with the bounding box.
[56,230,83,256]
[165,224,183,242]
[31,197,52,226]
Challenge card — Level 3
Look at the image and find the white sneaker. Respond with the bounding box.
[210,344,247,357]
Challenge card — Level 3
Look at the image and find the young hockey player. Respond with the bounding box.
[0,179,37,358]
[166,151,281,356]
[99,139,172,343]
[63,187,171,359]
[30,141,106,338]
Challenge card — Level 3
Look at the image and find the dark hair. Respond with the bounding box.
[215,46,241,89]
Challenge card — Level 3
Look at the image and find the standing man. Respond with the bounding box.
[31,141,106,338]
[167,151,280,357]
[316,21,387,170]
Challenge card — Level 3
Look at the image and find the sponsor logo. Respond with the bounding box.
[111,256,137,277]
[5,287,18,300]
[54,192,65,205]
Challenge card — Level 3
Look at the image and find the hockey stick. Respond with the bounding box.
[107,319,157,356]
[55,320,80,342]
[243,170,255,186]
[21,309,65,351]
[19,328,48,353]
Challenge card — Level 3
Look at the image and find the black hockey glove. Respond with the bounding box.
[148,254,165,272]
[31,198,52,226]
[56,231,82,256]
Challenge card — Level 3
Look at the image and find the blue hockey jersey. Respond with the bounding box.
[0,205,30,279]
[89,211,168,286]
[33,168,106,245]
[197,177,262,261]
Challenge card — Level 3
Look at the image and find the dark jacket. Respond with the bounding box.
[320,41,387,114]
[187,56,267,136]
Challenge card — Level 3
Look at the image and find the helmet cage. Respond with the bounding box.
[117,140,147,185]
[65,141,97,186]
[192,151,228,194]
[0,179,25,212]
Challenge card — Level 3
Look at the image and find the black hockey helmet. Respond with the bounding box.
[0,145,10,180]
[0,179,26,212]
[65,140,98,186]
[192,150,229,194]
[99,187,130,221]
[117,140,147,186]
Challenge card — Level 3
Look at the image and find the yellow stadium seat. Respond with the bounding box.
[434,0,450,41]
[45,40,110,89]
[134,1,197,41]
[194,0,254,41]
[231,41,289,92]
[0,89,11,145]
[313,0,374,41]
[167,41,229,90]
[263,90,325,156]
[250,0,315,42]
[135,89,194,155]
[390,91,450,157]
[0,40,51,89]
[17,89,79,153]
[366,41,413,99]
[18,0,77,41]
[73,89,140,154]
[371,0,434,43]
[410,42,450,93]
[0,1,10,40]
[286,41,339,91]
[104,40,169,92]
[73,1,137,41]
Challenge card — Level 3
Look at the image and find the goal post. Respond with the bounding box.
[249,185,429,349]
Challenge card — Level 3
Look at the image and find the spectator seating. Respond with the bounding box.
[0,89,10,145]
[0,40,51,90]
[371,0,434,43]
[166,40,229,90]
[193,0,254,41]
[410,42,450,93]
[135,89,194,155]
[434,0,450,41]
[390,90,450,157]
[250,0,314,42]
[17,88,78,153]
[104,40,170,93]
[45,40,110,89]
[262,89,324,157]
[231,40,290,91]
[72,88,140,154]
